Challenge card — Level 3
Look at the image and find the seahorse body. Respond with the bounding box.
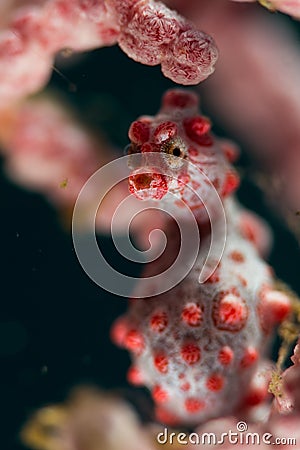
[112,90,291,425]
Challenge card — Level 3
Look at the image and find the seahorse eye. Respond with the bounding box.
[163,137,187,162]
[162,138,187,169]
[172,147,182,157]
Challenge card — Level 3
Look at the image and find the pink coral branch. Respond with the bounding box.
[0,0,218,107]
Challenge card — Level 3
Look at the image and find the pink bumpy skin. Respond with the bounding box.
[112,211,291,426]
[112,89,291,426]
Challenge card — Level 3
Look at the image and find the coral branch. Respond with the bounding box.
[0,0,218,107]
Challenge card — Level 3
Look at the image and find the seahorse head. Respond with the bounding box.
[127,89,239,213]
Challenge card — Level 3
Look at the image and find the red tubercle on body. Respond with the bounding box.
[205,263,221,284]
[212,291,248,332]
[230,250,245,263]
[240,347,258,368]
[220,141,240,163]
[237,275,248,287]
[183,116,213,147]
[238,212,270,256]
[242,386,268,407]
[206,373,224,391]
[155,406,181,426]
[184,398,205,413]
[124,329,145,353]
[128,171,168,200]
[152,385,169,403]
[150,311,168,332]
[218,346,234,365]
[174,199,186,209]
[196,133,214,146]
[162,89,199,110]
[258,287,291,333]
[242,369,270,408]
[183,116,211,137]
[210,176,219,190]
[221,171,240,197]
[180,382,191,392]
[177,172,190,188]
[153,121,178,143]
[141,142,155,152]
[188,146,199,158]
[181,343,201,365]
[239,215,257,244]
[206,269,220,284]
[127,365,144,385]
[154,353,169,374]
[128,120,150,144]
[110,317,129,347]
[181,303,202,327]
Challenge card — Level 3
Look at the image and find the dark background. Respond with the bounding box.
[1,43,300,449]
